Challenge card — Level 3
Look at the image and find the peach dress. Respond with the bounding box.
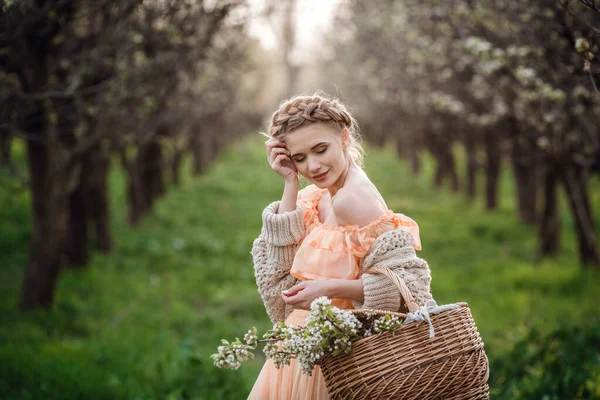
[248,185,421,400]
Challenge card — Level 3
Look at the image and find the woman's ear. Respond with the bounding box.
[342,128,350,149]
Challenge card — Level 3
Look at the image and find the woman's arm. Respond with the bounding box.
[265,136,299,214]
[252,199,305,323]
[278,179,299,214]
[252,236,299,323]
[281,279,364,310]
[327,279,364,303]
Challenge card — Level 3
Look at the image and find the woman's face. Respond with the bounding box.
[284,123,349,189]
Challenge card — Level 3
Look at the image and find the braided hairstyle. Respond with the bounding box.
[267,93,365,167]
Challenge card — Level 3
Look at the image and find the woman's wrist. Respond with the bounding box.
[278,178,299,214]
[327,279,365,303]
[284,175,299,185]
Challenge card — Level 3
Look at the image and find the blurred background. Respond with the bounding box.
[1,0,600,398]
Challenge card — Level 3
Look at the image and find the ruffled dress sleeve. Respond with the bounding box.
[290,185,422,284]
[296,184,322,232]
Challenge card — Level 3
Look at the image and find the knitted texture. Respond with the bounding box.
[252,237,300,323]
[352,229,433,312]
[261,201,305,246]
[253,202,433,322]
[253,201,304,323]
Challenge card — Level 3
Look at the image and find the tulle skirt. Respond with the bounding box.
[247,309,330,400]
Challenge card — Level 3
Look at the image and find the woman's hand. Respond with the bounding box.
[266,137,297,182]
[281,280,331,310]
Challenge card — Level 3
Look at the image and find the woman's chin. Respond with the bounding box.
[310,178,329,188]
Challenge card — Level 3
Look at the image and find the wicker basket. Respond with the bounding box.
[319,266,490,399]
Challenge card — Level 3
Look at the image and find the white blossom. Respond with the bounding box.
[213,298,406,375]
[575,38,590,53]
[464,36,493,55]
[515,66,536,84]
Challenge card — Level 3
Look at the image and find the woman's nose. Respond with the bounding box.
[308,157,321,173]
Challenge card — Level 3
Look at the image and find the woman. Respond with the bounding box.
[249,93,433,399]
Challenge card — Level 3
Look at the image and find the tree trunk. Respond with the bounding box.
[124,138,165,227]
[484,129,501,210]
[16,0,78,310]
[192,131,204,176]
[411,151,421,175]
[562,163,600,268]
[425,128,445,189]
[514,163,536,223]
[433,155,444,188]
[204,131,218,168]
[0,129,11,167]
[523,165,538,223]
[122,149,146,227]
[539,164,560,256]
[512,152,538,225]
[172,150,183,186]
[138,138,164,210]
[127,166,145,226]
[65,169,89,267]
[397,135,421,175]
[395,136,407,160]
[427,123,459,192]
[194,131,218,176]
[85,149,112,252]
[60,105,89,267]
[444,144,460,192]
[464,132,477,200]
[509,117,537,224]
[20,113,68,311]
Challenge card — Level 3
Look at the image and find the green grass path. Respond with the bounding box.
[1,135,599,399]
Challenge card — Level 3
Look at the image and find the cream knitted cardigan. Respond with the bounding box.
[252,201,433,323]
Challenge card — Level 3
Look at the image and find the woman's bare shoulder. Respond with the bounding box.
[331,185,387,227]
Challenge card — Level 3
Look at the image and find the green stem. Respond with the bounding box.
[325,316,344,334]
[258,338,280,343]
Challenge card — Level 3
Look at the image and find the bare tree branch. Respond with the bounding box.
[576,0,600,12]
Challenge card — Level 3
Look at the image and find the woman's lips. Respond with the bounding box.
[313,170,329,181]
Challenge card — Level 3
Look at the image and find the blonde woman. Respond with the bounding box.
[249,93,433,399]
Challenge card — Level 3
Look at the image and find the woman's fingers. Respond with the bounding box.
[281,292,309,309]
[283,282,305,296]
[268,147,290,164]
[271,154,291,171]
[265,138,297,180]
[265,138,286,157]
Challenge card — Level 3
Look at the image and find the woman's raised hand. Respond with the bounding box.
[266,137,297,182]
[281,280,331,310]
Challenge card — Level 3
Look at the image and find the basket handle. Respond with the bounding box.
[368,266,419,313]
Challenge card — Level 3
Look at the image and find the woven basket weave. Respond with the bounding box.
[319,266,490,399]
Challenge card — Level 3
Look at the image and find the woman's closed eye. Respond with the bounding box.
[293,148,327,163]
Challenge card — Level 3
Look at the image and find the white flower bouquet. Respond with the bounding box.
[211,296,404,375]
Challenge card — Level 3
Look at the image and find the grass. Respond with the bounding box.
[0,135,599,399]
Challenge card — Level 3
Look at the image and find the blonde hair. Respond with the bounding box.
[265,92,365,168]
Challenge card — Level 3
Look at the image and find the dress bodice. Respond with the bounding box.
[290,185,421,292]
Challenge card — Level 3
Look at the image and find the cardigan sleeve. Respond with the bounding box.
[351,229,433,312]
[252,200,305,323]
[252,236,299,323]
[260,201,305,246]
[352,273,403,311]
[351,257,433,312]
